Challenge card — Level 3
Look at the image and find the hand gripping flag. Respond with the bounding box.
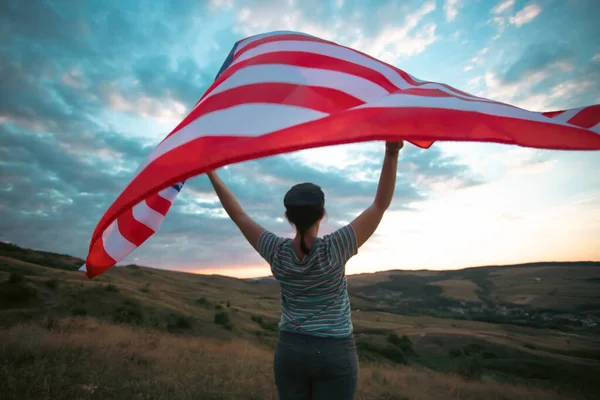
[81,30,600,278]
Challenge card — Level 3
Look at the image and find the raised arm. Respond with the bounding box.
[206,170,265,251]
[350,141,403,248]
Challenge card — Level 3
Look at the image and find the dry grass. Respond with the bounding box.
[489,266,600,310]
[428,279,482,303]
[0,318,581,400]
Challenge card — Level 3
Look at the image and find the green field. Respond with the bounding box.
[1,242,599,399]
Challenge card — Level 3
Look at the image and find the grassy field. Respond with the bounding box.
[1,242,599,399]
[1,318,581,400]
[427,279,482,303]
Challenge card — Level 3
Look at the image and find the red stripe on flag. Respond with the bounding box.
[85,238,116,279]
[234,34,334,60]
[543,110,565,118]
[166,83,363,139]
[146,193,172,216]
[567,105,600,128]
[117,208,155,247]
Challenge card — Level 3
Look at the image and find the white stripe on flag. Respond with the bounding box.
[552,107,585,124]
[232,40,490,103]
[102,220,137,262]
[591,121,600,134]
[136,103,328,176]
[133,201,165,232]
[232,40,412,91]
[355,93,591,128]
[235,31,316,55]
[209,64,390,102]
[158,186,180,202]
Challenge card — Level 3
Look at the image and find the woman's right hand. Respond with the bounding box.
[385,141,404,154]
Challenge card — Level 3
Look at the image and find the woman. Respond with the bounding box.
[207,141,404,400]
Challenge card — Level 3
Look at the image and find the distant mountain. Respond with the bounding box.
[346,261,600,329]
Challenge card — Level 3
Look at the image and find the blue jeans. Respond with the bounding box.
[274,331,359,400]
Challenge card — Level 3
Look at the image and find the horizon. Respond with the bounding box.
[3,237,598,280]
[1,0,599,277]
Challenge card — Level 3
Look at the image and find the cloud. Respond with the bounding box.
[509,3,542,26]
[502,148,557,173]
[489,1,539,38]
[480,42,599,111]
[492,0,514,14]
[443,0,462,22]
[463,47,489,72]
[501,44,573,83]
[593,54,600,62]
[228,0,438,64]
[0,0,485,271]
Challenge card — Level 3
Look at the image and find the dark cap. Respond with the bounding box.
[284,183,324,208]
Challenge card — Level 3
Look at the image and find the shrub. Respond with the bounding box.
[251,315,278,331]
[387,333,415,355]
[449,348,463,358]
[356,341,407,365]
[226,300,231,308]
[196,297,209,306]
[214,311,232,329]
[463,343,484,356]
[456,354,483,380]
[8,272,25,284]
[0,278,37,305]
[215,304,223,310]
[105,284,119,293]
[167,314,193,332]
[113,300,144,325]
[45,279,59,289]
[139,286,150,293]
[71,306,87,316]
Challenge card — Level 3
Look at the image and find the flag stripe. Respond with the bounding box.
[210,64,389,102]
[355,92,586,128]
[168,83,363,136]
[136,104,328,177]
[233,39,501,104]
[103,220,137,262]
[233,39,411,90]
[118,208,155,247]
[234,31,319,56]
[543,110,566,118]
[567,105,600,128]
[133,201,165,232]
[146,192,173,216]
[551,107,585,123]
[158,186,180,203]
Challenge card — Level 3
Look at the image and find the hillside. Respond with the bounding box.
[1,242,599,399]
[347,262,600,331]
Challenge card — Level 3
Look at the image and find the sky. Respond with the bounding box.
[1,0,599,278]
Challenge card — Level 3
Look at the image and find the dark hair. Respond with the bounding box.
[283,183,325,254]
[285,205,325,254]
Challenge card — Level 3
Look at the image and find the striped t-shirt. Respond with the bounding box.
[258,225,358,338]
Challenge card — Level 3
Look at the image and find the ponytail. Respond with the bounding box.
[298,228,310,254]
[285,205,324,255]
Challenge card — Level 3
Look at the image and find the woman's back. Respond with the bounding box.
[206,141,404,399]
[258,225,358,338]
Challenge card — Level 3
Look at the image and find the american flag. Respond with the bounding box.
[81,30,600,278]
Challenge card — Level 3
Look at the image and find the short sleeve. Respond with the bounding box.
[324,225,358,266]
[258,230,284,265]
